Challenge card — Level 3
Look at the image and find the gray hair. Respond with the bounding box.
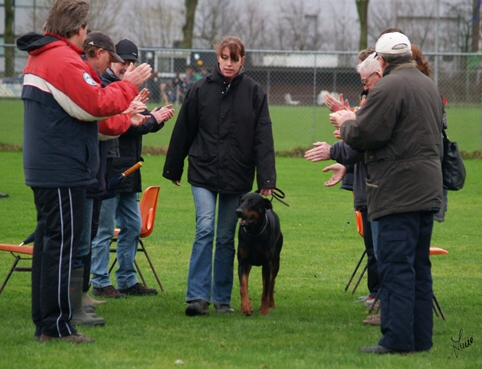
[356,52,381,75]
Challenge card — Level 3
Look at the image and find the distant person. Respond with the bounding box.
[16,0,152,343]
[163,36,276,316]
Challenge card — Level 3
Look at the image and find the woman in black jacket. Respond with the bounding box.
[163,36,276,316]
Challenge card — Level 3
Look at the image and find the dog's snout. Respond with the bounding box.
[235,208,243,217]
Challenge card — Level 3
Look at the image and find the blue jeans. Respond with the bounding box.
[186,186,239,305]
[90,192,142,290]
[376,211,434,352]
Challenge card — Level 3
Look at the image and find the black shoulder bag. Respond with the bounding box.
[442,129,466,191]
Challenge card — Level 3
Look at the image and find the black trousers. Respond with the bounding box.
[361,209,380,297]
[377,211,434,352]
[32,186,85,337]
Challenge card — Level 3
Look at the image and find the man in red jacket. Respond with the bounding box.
[17,0,152,344]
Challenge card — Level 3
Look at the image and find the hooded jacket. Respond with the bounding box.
[163,66,276,194]
[341,60,444,221]
[17,32,138,188]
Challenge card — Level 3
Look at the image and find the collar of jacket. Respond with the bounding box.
[383,56,415,77]
[209,64,244,87]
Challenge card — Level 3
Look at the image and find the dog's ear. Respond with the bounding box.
[263,198,273,210]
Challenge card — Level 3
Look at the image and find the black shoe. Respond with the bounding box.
[362,345,396,354]
[118,283,158,296]
[185,300,210,316]
[0,193,9,198]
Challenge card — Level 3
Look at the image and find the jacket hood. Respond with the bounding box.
[17,32,61,52]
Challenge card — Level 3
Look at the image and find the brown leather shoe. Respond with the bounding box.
[39,333,94,343]
[92,285,126,298]
[118,282,158,296]
[363,314,381,326]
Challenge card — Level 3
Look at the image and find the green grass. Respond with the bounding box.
[1,152,481,368]
[1,99,481,153]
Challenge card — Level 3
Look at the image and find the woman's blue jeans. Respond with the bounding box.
[186,186,240,305]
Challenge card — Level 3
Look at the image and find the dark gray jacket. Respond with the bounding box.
[163,66,276,194]
[341,60,444,221]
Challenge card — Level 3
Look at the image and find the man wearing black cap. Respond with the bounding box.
[91,39,174,298]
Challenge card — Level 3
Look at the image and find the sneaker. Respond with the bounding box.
[118,283,158,296]
[355,295,370,303]
[363,314,381,326]
[214,304,235,313]
[92,285,126,299]
[39,333,94,343]
[185,300,210,316]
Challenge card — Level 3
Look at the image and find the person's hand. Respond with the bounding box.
[130,113,149,127]
[260,188,274,196]
[172,180,180,186]
[333,129,342,140]
[123,63,152,88]
[329,109,356,129]
[134,88,150,104]
[122,100,147,115]
[151,104,175,124]
[322,163,347,187]
[304,142,331,162]
[324,93,345,112]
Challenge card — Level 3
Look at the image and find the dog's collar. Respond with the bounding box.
[242,213,268,236]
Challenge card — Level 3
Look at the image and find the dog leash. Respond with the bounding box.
[256,187,290,207]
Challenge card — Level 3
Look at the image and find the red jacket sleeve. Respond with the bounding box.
[99,114,132,136]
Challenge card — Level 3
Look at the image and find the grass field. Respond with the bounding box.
[1,151,481,369]
[0,99,481,153]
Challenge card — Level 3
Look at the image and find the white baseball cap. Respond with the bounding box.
[376,32,411,55]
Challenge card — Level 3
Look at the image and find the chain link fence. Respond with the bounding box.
[2,44,482,153]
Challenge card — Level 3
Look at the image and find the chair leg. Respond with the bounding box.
[108,257,117,275]
[368,288,381,314]
[134,258,148,288]
[344,250,366,292]
[351,264,367,295]
[0,256,21,296]
[139,240,164,292]
[433,293,446,320]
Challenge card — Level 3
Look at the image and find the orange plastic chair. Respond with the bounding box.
[0,243,34,296]
[109,186,164,291]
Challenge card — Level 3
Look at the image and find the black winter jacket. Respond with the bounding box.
[102,69,165,193]
[330,142,366,210]
[163,66,276,194]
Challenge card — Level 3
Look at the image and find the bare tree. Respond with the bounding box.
[181,0,198,48]
[471,0,481,51]
[356,0,370,50]
[272,0,323,50]
[19,0,125,37]
[4,0,15,76]
[125,0,184,47]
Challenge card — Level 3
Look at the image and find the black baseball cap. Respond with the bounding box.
[86,31,124,63]
[116,39,138,62]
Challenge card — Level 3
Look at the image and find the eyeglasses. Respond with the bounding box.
[361,72,377,85]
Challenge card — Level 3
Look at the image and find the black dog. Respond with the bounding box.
[236,192,283,316]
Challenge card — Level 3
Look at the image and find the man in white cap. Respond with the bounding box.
[330,32,444,354]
